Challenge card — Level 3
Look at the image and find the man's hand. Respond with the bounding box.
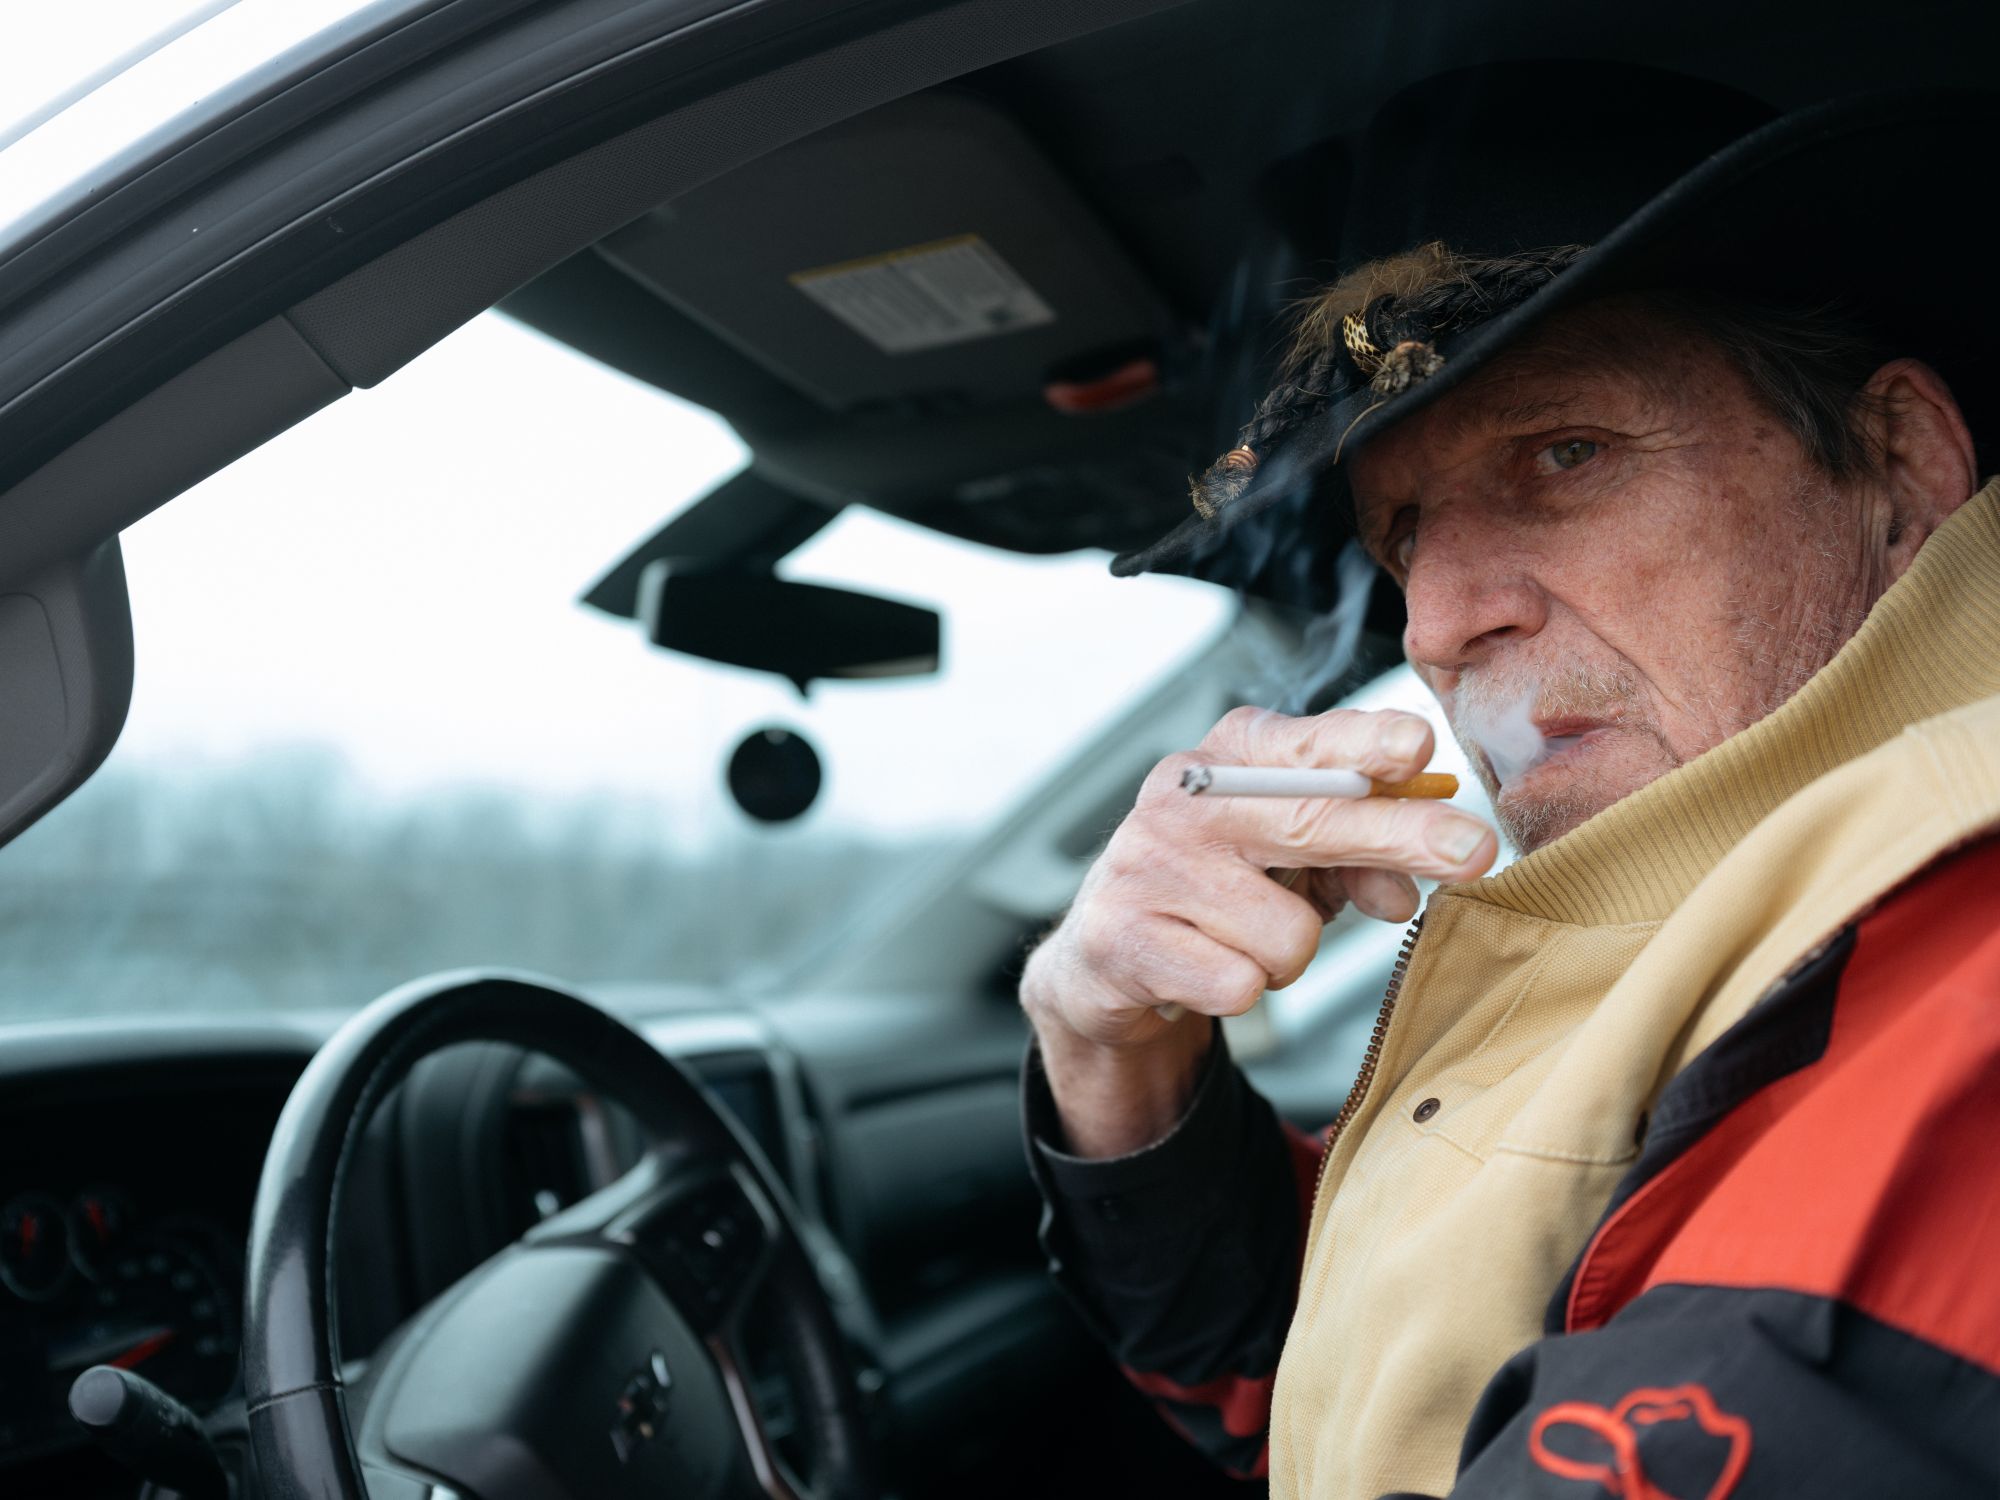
[1022,707,1498,1157]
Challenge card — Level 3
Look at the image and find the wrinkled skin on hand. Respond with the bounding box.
[1023,704,1496,1051]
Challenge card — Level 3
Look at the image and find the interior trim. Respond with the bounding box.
[288,0,1190,390]
[0,0,1187,589]
[0,317,346,590]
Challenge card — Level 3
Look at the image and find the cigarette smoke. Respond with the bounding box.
[1247,541,1379,716]
[1448,662,1656,851]
[1456,684,1583,787]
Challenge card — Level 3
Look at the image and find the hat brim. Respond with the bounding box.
[1113,87,2000,605]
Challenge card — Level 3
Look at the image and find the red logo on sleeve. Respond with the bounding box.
[1527,1384,1752,1500]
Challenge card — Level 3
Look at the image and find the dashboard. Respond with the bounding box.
[0,995,1146,1500]
[0,1009,828,1496]
[0,1041,292,1493]
[0,1188,240,1461]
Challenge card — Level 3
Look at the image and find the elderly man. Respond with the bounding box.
[1019,83,2000,1500]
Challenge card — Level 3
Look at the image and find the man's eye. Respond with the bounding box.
[1541,438,1600,472]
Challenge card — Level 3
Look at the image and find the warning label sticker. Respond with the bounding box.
[788,234,1055,355]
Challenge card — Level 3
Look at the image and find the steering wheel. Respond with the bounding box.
[241,972,878,1500]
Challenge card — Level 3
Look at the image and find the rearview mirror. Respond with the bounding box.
[639,563,940,691]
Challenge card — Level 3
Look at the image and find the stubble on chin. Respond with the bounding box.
[1491,780,1598,854]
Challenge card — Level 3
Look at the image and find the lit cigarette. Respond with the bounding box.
[1181,766,1459,799]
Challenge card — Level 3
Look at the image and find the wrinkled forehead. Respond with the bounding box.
[1349,295,1710,502]
[1442,296,1710,435]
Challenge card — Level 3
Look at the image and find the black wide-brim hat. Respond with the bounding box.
[1114,76,2000,616]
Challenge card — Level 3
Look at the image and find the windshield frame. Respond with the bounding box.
[0,0,783,501]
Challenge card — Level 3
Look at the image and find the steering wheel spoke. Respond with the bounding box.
[617,1165,782,1334]
[525,1154,809,1497]
[653,1167,814,1500]
[527,1152,782,1328]
[709,1321,809,1500]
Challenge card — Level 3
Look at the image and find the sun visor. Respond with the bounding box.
[597,91,1172,413]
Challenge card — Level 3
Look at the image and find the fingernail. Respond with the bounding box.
[1429,820,1487,864]
[1385,717,1429,761]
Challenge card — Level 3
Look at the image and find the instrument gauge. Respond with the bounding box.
[0,1194,73,1302]
[66,1189,133,1280]
[48,1232,237,1408]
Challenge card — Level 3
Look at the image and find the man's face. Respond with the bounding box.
[1348,298,1889,852]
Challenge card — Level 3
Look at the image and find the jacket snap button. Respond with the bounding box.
[1413,1097,1440,1123]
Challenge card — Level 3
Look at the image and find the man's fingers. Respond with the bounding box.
[1056,705,1476,1041]
[1070,911,1272,1018]
[1149,859,1326,989]
[1342,866,1422,923]
[1196,704,1438,784]
[1290,866,1352,921]
[1202,792,1497,883]
[1291,865,1422,922]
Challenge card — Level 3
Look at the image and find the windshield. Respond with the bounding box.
[0,313,1234,1021]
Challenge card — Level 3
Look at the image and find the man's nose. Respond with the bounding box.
[1400,523,1549,673]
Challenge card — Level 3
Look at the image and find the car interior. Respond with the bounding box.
[0,1,1992,1497]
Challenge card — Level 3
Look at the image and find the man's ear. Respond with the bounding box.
[1862,358,1978,580]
